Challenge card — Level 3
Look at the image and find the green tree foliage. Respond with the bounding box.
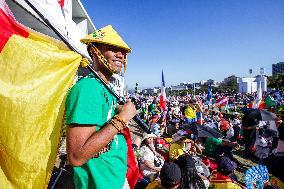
[268,74,284,90]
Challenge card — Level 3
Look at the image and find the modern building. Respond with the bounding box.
[237,76,267,94]
[272,62,284,76]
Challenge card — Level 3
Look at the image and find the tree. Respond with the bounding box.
[268,74,284,90]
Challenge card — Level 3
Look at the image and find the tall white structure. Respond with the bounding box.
[237,76,267,94]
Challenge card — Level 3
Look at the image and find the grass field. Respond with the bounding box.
[234,151,258,185]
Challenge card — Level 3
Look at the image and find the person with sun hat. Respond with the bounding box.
[65,25,138,189]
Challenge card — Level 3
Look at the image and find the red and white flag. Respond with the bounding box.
[160,70,167,111]
[216,96,228,108]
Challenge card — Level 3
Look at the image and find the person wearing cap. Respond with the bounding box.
[209,156,243,189]
[145,162,181,189]
[65,25,137,189]
[140,133,165,181]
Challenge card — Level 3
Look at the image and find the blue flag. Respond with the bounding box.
[207,85,212,101]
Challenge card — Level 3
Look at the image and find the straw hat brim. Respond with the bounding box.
[80,39,131,53]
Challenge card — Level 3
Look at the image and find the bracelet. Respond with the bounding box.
[113,115,126,127]
[109,118,123,131]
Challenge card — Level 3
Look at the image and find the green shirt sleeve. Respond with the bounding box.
[65,78,103,126]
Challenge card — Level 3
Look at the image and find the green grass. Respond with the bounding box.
[234,150,258,185]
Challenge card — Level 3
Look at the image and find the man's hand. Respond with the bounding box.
[117,101,137,123]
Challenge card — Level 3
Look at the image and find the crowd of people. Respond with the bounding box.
[128,91,284,189]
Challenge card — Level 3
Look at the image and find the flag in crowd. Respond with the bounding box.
[264,95,276,108]
[160,70,167,111]
[0,1,81,188]
[207,84,212,101]
[252,82,263,109]
[215,96,228,108]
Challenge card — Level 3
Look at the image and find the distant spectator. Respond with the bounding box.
[184,102,197,124]
[148,99,157,116]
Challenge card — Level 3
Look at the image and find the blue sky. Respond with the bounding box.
[81,0,284,88]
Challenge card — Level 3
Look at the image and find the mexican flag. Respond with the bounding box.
[0,1,81,188]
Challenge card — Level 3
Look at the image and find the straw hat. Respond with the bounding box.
[80,25,131,53]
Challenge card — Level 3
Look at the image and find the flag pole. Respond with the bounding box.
[22,0,150,133]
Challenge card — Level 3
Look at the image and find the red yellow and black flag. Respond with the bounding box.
[0,0,81,188]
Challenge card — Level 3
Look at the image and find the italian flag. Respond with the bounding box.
[0,1,81,188]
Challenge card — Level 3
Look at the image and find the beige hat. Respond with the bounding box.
[142,133,156,141]
[80,25,131,74]
[80,25,131,53]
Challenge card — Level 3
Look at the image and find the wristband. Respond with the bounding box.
[113,115,126,127]
[109,119,123,131]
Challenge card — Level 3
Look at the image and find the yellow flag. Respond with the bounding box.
[0,1,81,188]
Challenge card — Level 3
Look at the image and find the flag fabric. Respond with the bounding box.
[209,170,243,189]
[215,96,228,108]
[58,0,65,8]
[159,70,167,111]
[207,85,212,101]
[196,112,203,125]
[264,95,275,108]
[121,127,139,189]
[0,1,81,188]
[252,82,264,109]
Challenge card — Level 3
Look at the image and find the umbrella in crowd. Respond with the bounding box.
[247,109,277,121]
[182,123,223,138]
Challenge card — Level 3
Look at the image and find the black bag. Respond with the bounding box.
[154,157,162,167]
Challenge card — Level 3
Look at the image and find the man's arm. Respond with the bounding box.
[67,101,136,166]
[221,139,240,149]
[143,160,161,172]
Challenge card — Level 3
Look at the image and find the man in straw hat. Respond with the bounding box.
[65,25,137,189]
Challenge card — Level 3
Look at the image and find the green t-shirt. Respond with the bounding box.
[204,138,222,156]
[65,77,127,189]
